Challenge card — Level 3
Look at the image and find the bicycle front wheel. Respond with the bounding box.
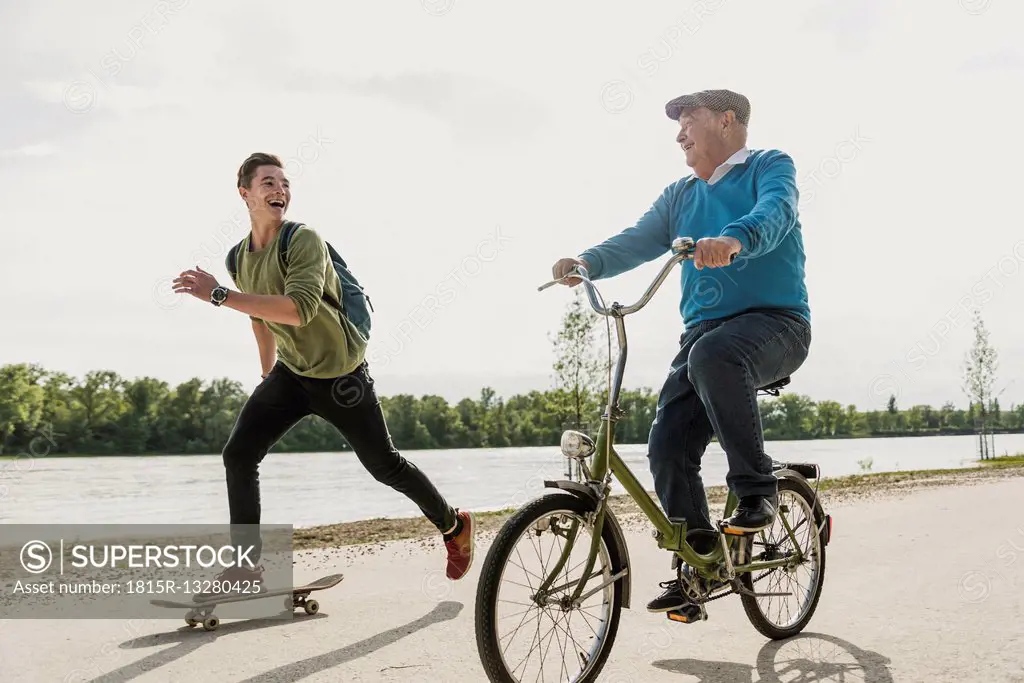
[474,493,624,683]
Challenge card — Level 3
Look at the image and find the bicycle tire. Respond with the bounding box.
[474,493,625,683]
[739,475,828,640]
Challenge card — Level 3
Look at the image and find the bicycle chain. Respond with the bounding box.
[696,569,775,604]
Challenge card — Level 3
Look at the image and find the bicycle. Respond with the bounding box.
[473,236,833,683]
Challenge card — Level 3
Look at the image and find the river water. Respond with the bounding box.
[2,434,1021,528]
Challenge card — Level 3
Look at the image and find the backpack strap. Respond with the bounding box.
[321,242,348,315]
[277,220,303,268]
[225,240,244,286]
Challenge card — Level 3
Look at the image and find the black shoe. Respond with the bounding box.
[661,566,720,625]
[722,496,776,534]
[647,564,728,613]
[647,578,688,612]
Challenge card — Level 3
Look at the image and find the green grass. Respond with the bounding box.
[979,453,1024,468]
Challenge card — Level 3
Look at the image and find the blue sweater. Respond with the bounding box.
[579,148,809,329]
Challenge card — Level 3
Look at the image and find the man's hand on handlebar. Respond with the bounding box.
[693,236,741,270]
[551,257,591,287]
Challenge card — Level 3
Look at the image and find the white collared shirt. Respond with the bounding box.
[707,147,751,185]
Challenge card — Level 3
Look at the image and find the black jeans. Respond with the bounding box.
[647,309,811,534]
[222,360,458,562]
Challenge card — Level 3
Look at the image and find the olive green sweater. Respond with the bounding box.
[234,224,367,378]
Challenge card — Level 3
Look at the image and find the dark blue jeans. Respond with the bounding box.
[647,308,811,533]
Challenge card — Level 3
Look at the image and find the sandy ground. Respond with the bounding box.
[2,474,1023,682]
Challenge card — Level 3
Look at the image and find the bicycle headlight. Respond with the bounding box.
[560,430,595,459]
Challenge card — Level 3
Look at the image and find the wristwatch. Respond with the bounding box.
[210,286,229,307]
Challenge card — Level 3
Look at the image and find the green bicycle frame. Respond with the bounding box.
[533,240,806,606]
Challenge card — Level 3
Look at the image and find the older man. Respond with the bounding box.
[550,89,811,618]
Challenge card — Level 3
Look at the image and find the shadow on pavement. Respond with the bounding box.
[80,601,461,683]
[648,658,756,681]
[237,600,463,683]
[652,632,894,683]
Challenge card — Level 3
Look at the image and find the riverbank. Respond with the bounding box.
[291,455,1024,551]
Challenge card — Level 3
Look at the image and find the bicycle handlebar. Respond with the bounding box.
[539,236,701,316]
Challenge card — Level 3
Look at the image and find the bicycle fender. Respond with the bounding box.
[543,480,633,609]
[543,479,600,507]
[774,469,832,546]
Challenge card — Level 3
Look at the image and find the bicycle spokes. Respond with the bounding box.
[493,511,614,682]
[748,489,821,628]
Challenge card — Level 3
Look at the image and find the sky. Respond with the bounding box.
[2,0,1022,413]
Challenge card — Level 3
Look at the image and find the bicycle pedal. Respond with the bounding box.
[666,605,705,624]
[719,523,767,537]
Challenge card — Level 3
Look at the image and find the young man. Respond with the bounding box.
[172,152,474,588]
[551,90,811,619]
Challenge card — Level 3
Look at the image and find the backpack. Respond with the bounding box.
[225,221,374,340]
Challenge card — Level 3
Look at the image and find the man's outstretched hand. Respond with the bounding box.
[173,266,219,302]
[693,237,741,270]
[551,257,591,287]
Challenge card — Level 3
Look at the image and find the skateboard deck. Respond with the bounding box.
[151,573,343,631]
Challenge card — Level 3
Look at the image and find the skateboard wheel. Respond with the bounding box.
[202,617,219,632]
[304,599,319,615]
[285,596,295,611]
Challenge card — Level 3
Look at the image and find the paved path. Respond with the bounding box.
[3,478,1023,682]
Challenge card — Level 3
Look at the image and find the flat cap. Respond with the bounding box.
[665,89,750,125]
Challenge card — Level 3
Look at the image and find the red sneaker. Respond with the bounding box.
[444,510,475,580]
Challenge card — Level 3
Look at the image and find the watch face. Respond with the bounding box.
[212,287,227,302]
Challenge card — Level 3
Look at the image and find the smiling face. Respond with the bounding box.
[674,107,737,179]
[242,165,291,220]
[236,152,290,224]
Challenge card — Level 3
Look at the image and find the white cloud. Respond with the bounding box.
[802,0,884,52]
[0,142,57,159]
[961,50,1024,71]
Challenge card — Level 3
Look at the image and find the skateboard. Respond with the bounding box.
[150,573,344,631]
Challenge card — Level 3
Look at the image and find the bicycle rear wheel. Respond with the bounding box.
[739,476,827,640]
[474,493,623,683]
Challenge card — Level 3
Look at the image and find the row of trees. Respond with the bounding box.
[1,293,1017,457]
[2,359,1021,457]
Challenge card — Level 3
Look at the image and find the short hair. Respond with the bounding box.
[236,153,283,189]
